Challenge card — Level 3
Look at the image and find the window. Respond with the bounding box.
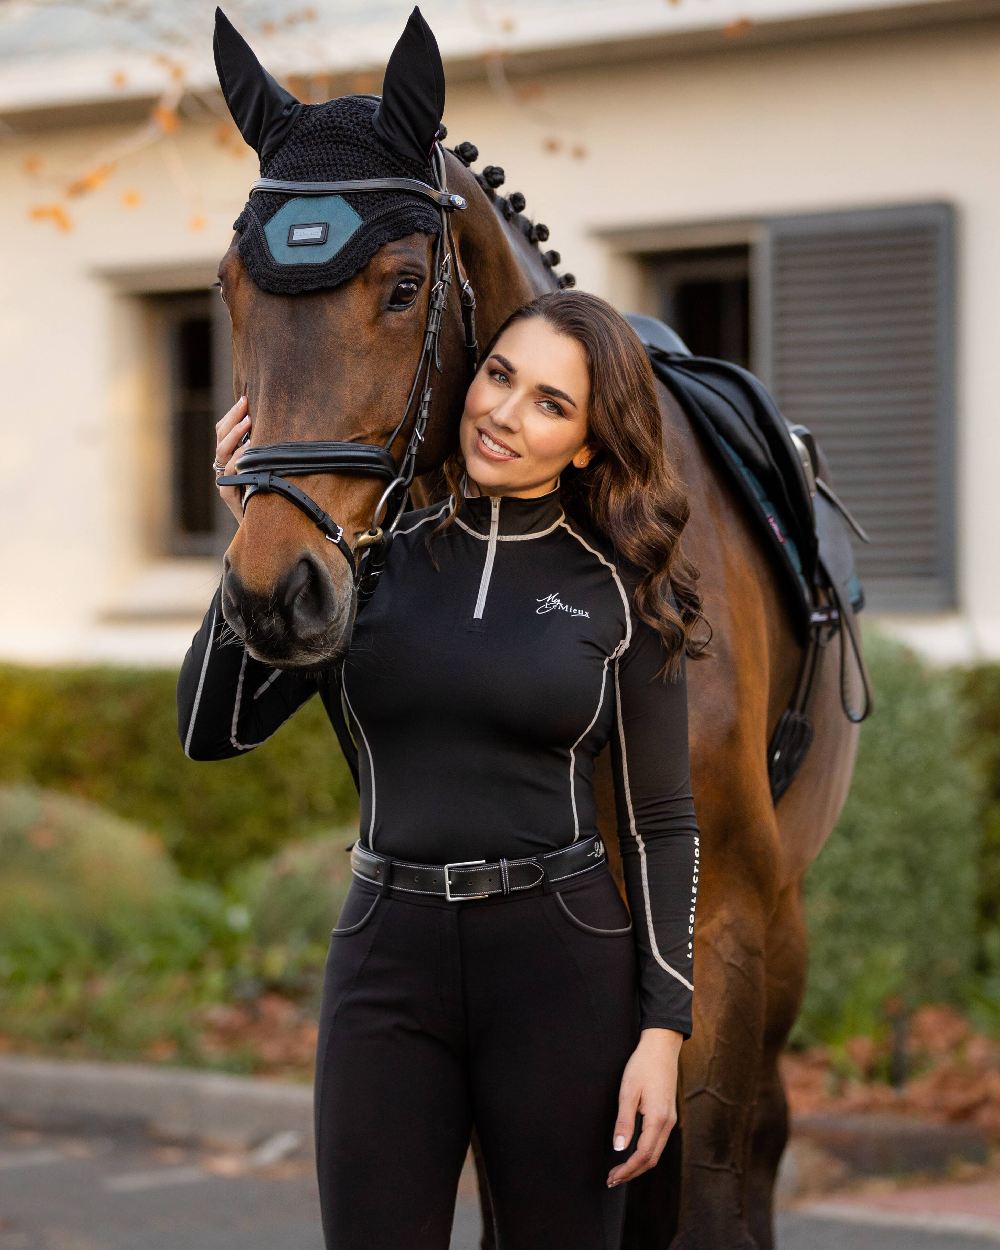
[155,291,236,557]
[647,246,751,368]
[644,204,956,613]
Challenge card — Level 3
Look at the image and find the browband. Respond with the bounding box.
[249,176,467,211]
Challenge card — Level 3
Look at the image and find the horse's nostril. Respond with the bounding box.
[281,553,335,639]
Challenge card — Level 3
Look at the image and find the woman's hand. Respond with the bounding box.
[216,394,251,524]
[607,1028,683,1187]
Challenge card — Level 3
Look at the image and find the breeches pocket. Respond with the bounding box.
[330,875,384,936]
[551,866,634,937]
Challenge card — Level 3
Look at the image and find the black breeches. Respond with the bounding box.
[313,858,643,1250]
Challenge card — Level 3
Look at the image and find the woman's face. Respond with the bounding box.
[458,315,595,498]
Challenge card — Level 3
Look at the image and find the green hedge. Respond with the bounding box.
[0,783,357,1064]
[0,662,358,883]
[954,661,1000,943]
[791,626,987,1048]
[0,785,234,985]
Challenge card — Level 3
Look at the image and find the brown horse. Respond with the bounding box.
[211,8,861,1248]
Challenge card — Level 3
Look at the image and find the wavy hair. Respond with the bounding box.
[426,290,711,681]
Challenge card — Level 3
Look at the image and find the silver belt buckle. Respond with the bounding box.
[444,858,489,901]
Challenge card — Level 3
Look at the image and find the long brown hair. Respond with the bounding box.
[427,290,711,681]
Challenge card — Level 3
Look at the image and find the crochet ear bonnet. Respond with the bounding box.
[213,5,446,295]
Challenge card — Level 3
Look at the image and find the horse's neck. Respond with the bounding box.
[411,156,557,503]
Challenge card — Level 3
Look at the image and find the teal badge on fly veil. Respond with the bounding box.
[263,195,363,266]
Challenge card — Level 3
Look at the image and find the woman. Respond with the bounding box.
[178,289,706,1250]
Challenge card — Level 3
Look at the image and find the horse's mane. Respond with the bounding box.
[460,149,571,295]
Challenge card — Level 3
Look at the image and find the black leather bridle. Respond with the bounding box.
[216,140,478,603]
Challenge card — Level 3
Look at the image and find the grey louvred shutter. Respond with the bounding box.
[755,203,956,612]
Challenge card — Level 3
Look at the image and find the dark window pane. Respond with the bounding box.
[151,289,233,558]
[175,314,216,537]
[648,246,751,368]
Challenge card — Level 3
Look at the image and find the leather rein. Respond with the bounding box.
[216,141,478,603]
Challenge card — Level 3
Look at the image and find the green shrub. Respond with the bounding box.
[230,828,356,947]
[791,625,985,1049]
[221,828,357,999]
[0,784,240,984]
[0,787,356,1061]
[0,662,358,883]
[953,662,1000,940]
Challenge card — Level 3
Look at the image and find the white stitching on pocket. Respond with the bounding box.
[330,889,382,935]
[554,889,633,937]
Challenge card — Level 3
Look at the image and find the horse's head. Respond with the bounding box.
[213,5,564,671]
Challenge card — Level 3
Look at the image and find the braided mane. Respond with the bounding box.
[448,137,576,292]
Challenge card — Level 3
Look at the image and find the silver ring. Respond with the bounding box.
[212,459,226,475]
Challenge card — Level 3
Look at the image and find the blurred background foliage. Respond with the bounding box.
[1,622,999,1068]
[789,630,994,1054]
[0,662,358,882]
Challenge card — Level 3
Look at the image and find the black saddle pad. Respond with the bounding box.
[625,313,861,644]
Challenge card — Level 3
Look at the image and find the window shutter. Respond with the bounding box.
[756,204,955,612]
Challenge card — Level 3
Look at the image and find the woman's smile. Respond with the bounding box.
[476,428,521,461]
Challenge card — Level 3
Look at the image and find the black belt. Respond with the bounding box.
[349,832,608,900]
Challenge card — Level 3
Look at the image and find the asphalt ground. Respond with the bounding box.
[1,1115,998,1250]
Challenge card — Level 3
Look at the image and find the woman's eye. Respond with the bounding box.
[488,368,510,385]
[389,278,421,308]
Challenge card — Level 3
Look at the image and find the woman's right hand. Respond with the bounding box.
[216,395,251,524]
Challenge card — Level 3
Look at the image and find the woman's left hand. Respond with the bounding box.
[607,1028,683,1187]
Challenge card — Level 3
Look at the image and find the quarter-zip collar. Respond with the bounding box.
[455,471,565,540]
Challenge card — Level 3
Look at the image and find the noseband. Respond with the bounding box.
[216,141,478,603]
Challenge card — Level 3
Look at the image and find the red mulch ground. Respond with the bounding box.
[780,1004,1000,1140]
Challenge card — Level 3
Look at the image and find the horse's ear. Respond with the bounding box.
[373,6,445,163]
[213,6,305,162]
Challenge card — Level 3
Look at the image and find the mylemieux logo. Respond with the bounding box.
[536,592,590,618]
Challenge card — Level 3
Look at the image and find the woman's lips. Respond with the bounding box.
[476,428,520,460]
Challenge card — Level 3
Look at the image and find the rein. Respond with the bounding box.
[216,141,478,603]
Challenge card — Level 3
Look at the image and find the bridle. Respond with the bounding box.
[216,139,478,603]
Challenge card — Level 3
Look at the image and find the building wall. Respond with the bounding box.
[2,14,998,664]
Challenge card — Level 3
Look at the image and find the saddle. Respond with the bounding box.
[625,314,873,802]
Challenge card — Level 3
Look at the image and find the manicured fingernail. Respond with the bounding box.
[607,1179,618,1188]
[614,1135,626,1151]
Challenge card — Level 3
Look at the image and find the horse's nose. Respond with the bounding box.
[278,552,337,640]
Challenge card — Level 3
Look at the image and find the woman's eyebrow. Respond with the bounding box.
[489,353,577,409]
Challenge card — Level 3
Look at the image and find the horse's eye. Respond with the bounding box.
[389,278,421,309]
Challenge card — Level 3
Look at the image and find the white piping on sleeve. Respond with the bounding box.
[341,667,378,849]
[253,670,282,700]
[567,658,613,843]
[613,652,695,993]
[230,649,280,751]
[183,603,217,759]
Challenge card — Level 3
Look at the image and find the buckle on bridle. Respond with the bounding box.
[444,859,489,901]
